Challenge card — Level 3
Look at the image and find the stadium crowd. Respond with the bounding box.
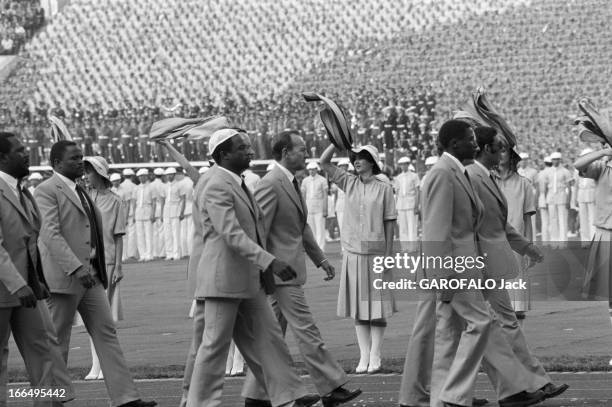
[0,0,44,54]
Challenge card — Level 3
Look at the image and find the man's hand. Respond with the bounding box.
[269,259,297,281]
[179,214,185,221]
[75,265,96,289]
[320,261,335,281]
[524,243,544,264]
[111,264,124,284]
[15,285,37,308]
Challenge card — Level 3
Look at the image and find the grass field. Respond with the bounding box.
[7,242,612,381]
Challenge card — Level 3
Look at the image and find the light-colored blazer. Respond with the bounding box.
[0,178,47,307]
[36,174,107,294]
[466,163,530,280]
[420,153,484,282]
[255,165,325,286]
[187,170,208,297]
[194,165,274,299]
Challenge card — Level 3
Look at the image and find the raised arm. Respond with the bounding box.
[157,139,200,183]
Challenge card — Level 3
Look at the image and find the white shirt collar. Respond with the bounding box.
[474,159,490,176]
[217,165,244,186]
[54,171,78,194]
[275,162,294,183]
[443,152,466,173]
[0,170,19,197]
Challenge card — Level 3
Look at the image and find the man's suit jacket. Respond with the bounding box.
[0,177,48,307]
[194,165,274,299]
[255,165,325,286]
[420,153,484,282]
[35,174,107,294]
[466,163,530,280]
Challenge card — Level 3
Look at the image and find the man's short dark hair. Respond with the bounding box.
[271,130,300,161]
[437,120,472,149]
[474,126,498,154]
[0,132,17,155]
[50,140,77,168]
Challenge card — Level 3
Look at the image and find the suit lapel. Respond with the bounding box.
[451,164,478,206]
[0,177,31,225]
[274,167,305,218]
[52,174,86,216]
[482,172,507,214]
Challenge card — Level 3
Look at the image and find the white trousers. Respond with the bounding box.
[170,217,182,259]
[398,209,418,250]
[153,219,165,258]
[122,220,138,261]
[539,207,549,242]
[180,216,193,257]
[548,204,568,242]
[307,212,326,252]
[135,220,153,261]
[578,202,596,242]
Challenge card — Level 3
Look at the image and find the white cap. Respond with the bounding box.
[397,157,410,164]
[408,164,416,172]
[122,168,134,176]
[519,152,529,159]
[580,148,594,156]
[550,152,562,159]
[266,162,276,172]
[164,167,176,175]
[110,173,121,182]
[153,168,164,176]
[209,128,242,155]
[306,162,319,170]
[337,158,350,166]
[136,168,149,177]
[543,156,552,163]
[199,166,210,174]
[425,156,438,166]
[28,172,43,181]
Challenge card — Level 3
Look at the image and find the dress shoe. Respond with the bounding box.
[293,394,320,407]
[321,386,362,406]
[539,383,569,399]
[498,390,545,407]
[244,398,272,407]
[472,397,488,406]
[117,400,157,407]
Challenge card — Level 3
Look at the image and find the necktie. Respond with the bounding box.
[16,182,32,223]
[240,180,253,207]
[75,184,98,259]
[292,178,304,208]
[464,169,471,184]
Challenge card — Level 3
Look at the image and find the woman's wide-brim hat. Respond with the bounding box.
[303,92,353,150]
[575,98,612,148]
[83,156,110,181]
[453,86,521,162]
[350,145,382,173]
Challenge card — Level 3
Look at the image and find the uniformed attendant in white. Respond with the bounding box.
[134,169,154,262]
[544,152,573,242]
[301,162,328,251]
[394,156,420,251]
[150,168,166,259]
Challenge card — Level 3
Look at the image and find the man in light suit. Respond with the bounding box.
[186,129,319,407]
[402,120,545,407]
[35,140,156,407]
[0,132,73,407]
[241,131,361,407]
[467,126,568,402]
[301,162,328,251]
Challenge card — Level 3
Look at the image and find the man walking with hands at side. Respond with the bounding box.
[35,140,156,407]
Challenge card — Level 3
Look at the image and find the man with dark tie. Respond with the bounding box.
[0,132,73,407]
[186,128,319,407]
[241,130,361,407]
[35,140,156,407]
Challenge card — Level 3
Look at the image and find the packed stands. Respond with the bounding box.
[0,0,610,166]
[0,0,44,54]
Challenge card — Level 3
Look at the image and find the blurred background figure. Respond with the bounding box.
[302,162,328,251]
